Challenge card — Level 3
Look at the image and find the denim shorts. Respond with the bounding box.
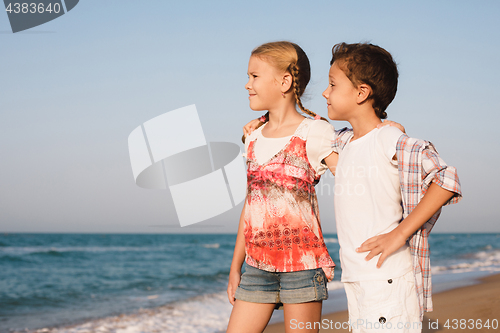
[234,263,328,304]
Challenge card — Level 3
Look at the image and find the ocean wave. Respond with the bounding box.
[327,280,344,291]
[0,246,161,256]
[202,243,220,249]
[13,281,346,333]
[0,242,231,256]
[14,292,234,333]
[323,238,338,244]
[432,249,500,274]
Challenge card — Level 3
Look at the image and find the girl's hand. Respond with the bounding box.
[243,118,262,138]
[227,270,241,305]
[377,120,406,133]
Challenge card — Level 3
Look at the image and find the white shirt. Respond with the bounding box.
[334,126,412,282]
[246,119,335,175]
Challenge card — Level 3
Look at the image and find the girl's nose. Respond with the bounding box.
[322,89,328,99]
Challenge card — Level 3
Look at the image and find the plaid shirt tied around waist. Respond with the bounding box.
[332,128,462,320]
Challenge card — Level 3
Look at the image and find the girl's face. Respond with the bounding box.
[245,56,283,111]
[322,61,359,121]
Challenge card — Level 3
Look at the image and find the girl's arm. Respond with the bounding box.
[323,151,339,176]
[227,203,247,305]
[244,118,406,139]
[377,119,406,133]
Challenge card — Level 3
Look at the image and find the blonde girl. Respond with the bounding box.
[226,41,338,333]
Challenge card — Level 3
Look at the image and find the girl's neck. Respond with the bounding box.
[262,105,305,138]
[267,105,303,127]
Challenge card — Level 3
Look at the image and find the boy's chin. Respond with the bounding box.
[328,111,347,121]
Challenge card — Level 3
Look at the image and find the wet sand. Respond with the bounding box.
[264,273,500,332]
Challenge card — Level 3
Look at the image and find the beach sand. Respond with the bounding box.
[264,273,500,333]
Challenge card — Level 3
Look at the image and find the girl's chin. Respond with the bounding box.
[249,105,266,112]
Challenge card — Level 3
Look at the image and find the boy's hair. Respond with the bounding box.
[330,42,398,119]
[252,41,327,122]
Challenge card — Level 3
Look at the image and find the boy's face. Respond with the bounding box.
[322,62,359,121]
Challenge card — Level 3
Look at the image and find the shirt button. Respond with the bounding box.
[379,317,387,324]
[317,275,323,282]
[388,279,393,284]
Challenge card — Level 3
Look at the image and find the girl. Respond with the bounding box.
[226,41,338,333]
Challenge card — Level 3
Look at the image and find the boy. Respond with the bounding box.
[323,43,462,332]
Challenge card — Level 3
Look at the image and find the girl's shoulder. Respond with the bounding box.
[300,118,335,140]
[308,118,335,132]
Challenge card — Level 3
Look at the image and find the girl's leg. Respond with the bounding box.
[283,301,323,333]
[226,299,276,333]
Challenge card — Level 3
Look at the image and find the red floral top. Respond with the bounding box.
[244,119,335,281]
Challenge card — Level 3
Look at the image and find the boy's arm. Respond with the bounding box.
[356,182,455,268]
[243,118,405,139]
[243,118,263,138]
[227,204,247,305]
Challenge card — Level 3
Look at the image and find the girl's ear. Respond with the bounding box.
[281,73,293,93]
[356,83,372,104]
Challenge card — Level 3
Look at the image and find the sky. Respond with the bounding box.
[1,0,499,234]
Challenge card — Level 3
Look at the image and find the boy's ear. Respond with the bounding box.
[356,83,372,104]
[281,73,293,93]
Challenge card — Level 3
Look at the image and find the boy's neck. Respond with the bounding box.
[348,109,383,141]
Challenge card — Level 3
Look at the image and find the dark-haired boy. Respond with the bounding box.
[324,43,461,333]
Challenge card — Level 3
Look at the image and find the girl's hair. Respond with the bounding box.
[243,41,327,143]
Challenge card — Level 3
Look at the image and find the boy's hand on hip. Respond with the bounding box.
[356,229,407,268]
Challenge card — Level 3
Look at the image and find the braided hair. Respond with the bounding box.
[242,41,327,143]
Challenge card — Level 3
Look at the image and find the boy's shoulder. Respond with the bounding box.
[333,126,404,155]
[375,125,404,145]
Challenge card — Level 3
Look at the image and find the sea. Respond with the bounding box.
[1,233,499,333]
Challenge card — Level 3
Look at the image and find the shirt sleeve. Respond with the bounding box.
[421,144,463,206]
[378,126,405,165]
[306,120,336,175]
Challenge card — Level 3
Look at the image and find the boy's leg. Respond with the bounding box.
[344,271,421,333]
[226,299,275,333]
[283,301,323,333]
